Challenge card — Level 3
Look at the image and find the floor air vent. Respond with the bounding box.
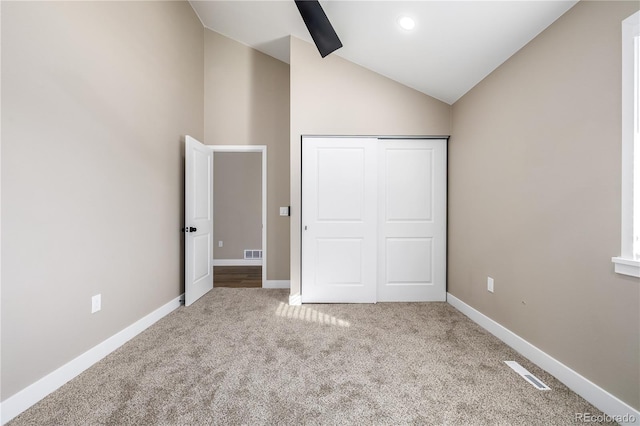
[504,361,551,390]
[244,249,262,260]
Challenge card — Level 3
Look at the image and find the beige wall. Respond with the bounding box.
[204,30,290,280]
[289,36,452,297]
[213,152,262,259]
[1,1,204,400]
[449,1,640,409]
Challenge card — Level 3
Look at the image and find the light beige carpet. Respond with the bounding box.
[9,289,614,425]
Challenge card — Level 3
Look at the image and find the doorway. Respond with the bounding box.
[211,146,267,287]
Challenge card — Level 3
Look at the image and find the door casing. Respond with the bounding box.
[210,145,268,287]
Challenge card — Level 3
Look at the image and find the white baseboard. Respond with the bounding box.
[289,293,301,306]
[264,280,290,289]
[0,294,184,425]
[447,293,640,426]
[213,259,262,266]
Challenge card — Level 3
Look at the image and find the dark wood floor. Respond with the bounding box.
[214,266,262,288]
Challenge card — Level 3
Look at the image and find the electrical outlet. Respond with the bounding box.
[218,241,223,248]
[487,277,494,293]
[91,294,101,313]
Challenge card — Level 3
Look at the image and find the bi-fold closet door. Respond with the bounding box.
[301,136,447,303]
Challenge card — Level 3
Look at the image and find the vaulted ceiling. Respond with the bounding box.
[190,1,578,104]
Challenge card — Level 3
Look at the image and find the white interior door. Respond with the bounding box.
[377,139,447,302]
[185,135,213,306]
[301,137,378,303]
[301,137,447,304]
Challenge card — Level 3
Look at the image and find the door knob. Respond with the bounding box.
[189,227,197,232]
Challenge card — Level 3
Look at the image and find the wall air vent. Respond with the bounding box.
[244,249,262,260]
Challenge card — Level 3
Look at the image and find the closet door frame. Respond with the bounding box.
[301,136,447,303]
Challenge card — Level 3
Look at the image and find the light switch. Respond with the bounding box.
[279,207,290,217]
[91,294,101,313]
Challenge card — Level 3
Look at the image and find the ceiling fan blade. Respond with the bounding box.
[294,0,343,58]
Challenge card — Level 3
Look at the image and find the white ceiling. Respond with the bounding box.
[189,1,578,105]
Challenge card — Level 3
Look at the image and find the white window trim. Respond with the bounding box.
[613,11,640,278]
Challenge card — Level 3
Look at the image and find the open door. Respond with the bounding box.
[185,136,213,306]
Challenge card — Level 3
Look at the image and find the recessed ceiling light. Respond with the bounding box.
[398,16,415,31]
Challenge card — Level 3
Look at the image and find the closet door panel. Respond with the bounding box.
[378,139,447,302]
[301,137,378,303]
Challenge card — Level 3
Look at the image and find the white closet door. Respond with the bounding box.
[301,137,378,303]
[377,139,447,302]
